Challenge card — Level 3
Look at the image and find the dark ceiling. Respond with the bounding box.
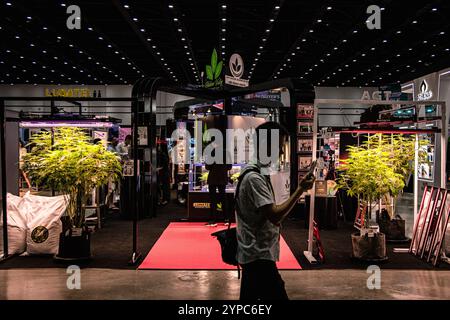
[1,0,449,87]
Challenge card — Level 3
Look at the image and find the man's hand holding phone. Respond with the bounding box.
[299,160,316,191]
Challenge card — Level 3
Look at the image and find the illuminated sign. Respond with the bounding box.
[44,88,102,98]
[417,80,433,101]
[204,49,223,89]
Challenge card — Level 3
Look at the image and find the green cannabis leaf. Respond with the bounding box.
[206,65,213,81]
[205,48,222,81]
[214,61,223,79]
[211,49,218,73]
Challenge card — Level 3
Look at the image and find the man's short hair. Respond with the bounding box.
[255,121,289,162]
[255,121,289,143]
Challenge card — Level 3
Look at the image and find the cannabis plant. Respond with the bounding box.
[336,134,409,227]
[22,127,122,228]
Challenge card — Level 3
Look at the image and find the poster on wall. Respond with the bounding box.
[123,160,134,176]
[297,104,314,119]
[298,122,313,134]
[299,156,312,170]
[138,127,148,146]
[298,139,313,152]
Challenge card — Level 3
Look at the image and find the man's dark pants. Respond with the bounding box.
[208,184,226,223]
[240,259,289,300]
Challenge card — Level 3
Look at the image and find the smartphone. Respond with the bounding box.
[306,160,317,179]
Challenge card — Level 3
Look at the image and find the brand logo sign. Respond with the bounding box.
[44,88,102,98]
[193,202,210,209]
[225,53,249,87]
[417,80,433,101]
[229,53,244,78]
[204,49,223,89]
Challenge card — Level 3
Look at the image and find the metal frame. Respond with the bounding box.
[304,99,447,264]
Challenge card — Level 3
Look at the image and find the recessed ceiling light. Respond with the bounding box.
[222,4,227,9]
[15,35,20,39]
[43,27,48,30]
[270,19,274,22]
[327,6,332,10]
[317,19,322,23]
[383,40,388,43]
[440,31,445,35]
[124,4,129,9]
[432,8,437,12]
[412,20,417,24]
[168,4,173,9]
[353,30,358,34]
[423,40,428,44]
[302,38,306,42]
[222,18,226,22]
[342,39,347,43]
[88,27,93,31]
[133,18,138,21]
[140,29,145,32]
[6,2,12,6]
[27,16,32,20]
[275,6,280,10]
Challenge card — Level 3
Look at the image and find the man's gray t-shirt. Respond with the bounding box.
[235,163,280,265]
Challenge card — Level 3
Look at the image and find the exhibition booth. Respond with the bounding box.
[1,78,449,270]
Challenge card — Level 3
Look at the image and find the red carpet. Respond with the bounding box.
[139,222,301,270]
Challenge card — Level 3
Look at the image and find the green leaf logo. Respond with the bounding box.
[206,49,222,80]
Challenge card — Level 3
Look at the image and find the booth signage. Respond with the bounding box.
[204,49,223,89]
[225,53,249,87]
[361,90,392,100]
[44,87,102,98]
[417,80,433,101]
[193,202,210,209]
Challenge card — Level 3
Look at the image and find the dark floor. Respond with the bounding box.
[1,197,449,270]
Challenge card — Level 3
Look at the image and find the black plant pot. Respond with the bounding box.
[55,228,92,262]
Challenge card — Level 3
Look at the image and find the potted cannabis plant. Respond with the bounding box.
[374,135,418,241]
[23,127,122,260]
[336,134,405,261]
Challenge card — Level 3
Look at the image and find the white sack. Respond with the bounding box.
[22,192,68,255]
[0,193,27,257]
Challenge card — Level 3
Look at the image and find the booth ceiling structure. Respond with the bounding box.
[1,0,450,87]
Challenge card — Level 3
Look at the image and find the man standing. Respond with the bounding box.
[205,150,232,227]
[116,134,132,158]
[236,122,315,300]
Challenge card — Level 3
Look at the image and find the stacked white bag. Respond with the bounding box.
[0,194,27,258]
[0,192,68,257]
